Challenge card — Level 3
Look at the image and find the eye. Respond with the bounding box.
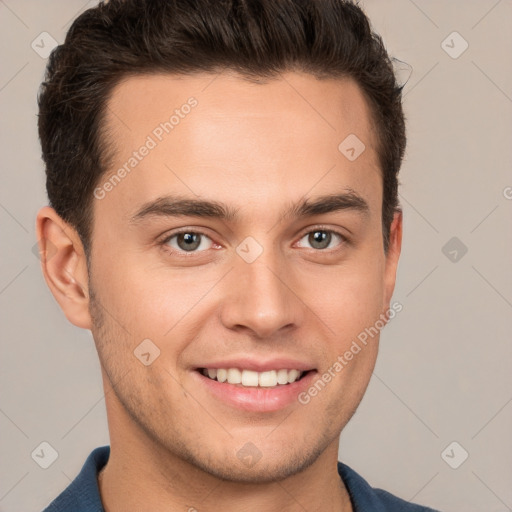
[296,228,347,251]
[162,230,214,254]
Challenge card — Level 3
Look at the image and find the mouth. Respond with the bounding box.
[193,365,317,412]
[197,367,311,388]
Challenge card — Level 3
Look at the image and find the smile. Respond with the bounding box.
[193,366,316,412]
[199,368,307,387]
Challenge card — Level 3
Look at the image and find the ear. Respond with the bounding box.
[382,209,403,314]
[35,206,92,329]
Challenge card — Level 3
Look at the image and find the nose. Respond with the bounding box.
[219,247,304,339]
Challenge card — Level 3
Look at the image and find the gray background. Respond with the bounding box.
[1,1,511,511]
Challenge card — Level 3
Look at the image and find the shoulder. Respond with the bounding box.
[41,446,110,512]
[338,461,442,512]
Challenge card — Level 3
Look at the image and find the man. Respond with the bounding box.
[35,0,440,510]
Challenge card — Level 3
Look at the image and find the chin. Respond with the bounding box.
[176,437,327,484]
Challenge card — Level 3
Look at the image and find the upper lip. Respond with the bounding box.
[196,357,315,372]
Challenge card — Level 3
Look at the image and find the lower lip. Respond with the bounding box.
[193,370,317,413]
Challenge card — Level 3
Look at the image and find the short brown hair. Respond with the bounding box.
[37,0,406,255]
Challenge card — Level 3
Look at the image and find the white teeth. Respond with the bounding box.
[259,370,277,387]
[201,368,305,387]
[241,370,259,387]
[227,368,242,384]
[276,369,288,385]
[287,369,300,384]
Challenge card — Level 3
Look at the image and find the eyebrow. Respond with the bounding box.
[129,190,370,224]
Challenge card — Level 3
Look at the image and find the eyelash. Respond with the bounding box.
[159,226,349,258]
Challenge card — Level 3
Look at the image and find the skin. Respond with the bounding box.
[36,70,402,512]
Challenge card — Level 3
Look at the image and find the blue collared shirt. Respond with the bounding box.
[42,446,441,511]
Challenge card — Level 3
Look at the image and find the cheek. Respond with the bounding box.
[92,254,220,363]
[299,258,385,340]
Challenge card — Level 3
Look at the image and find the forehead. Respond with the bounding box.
[103,70,378,159]
[97,71,381,224]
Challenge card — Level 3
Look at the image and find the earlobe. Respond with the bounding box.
[382,210,403,315]
[35,206,93,329]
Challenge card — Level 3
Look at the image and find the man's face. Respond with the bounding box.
[86,71,400,482]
